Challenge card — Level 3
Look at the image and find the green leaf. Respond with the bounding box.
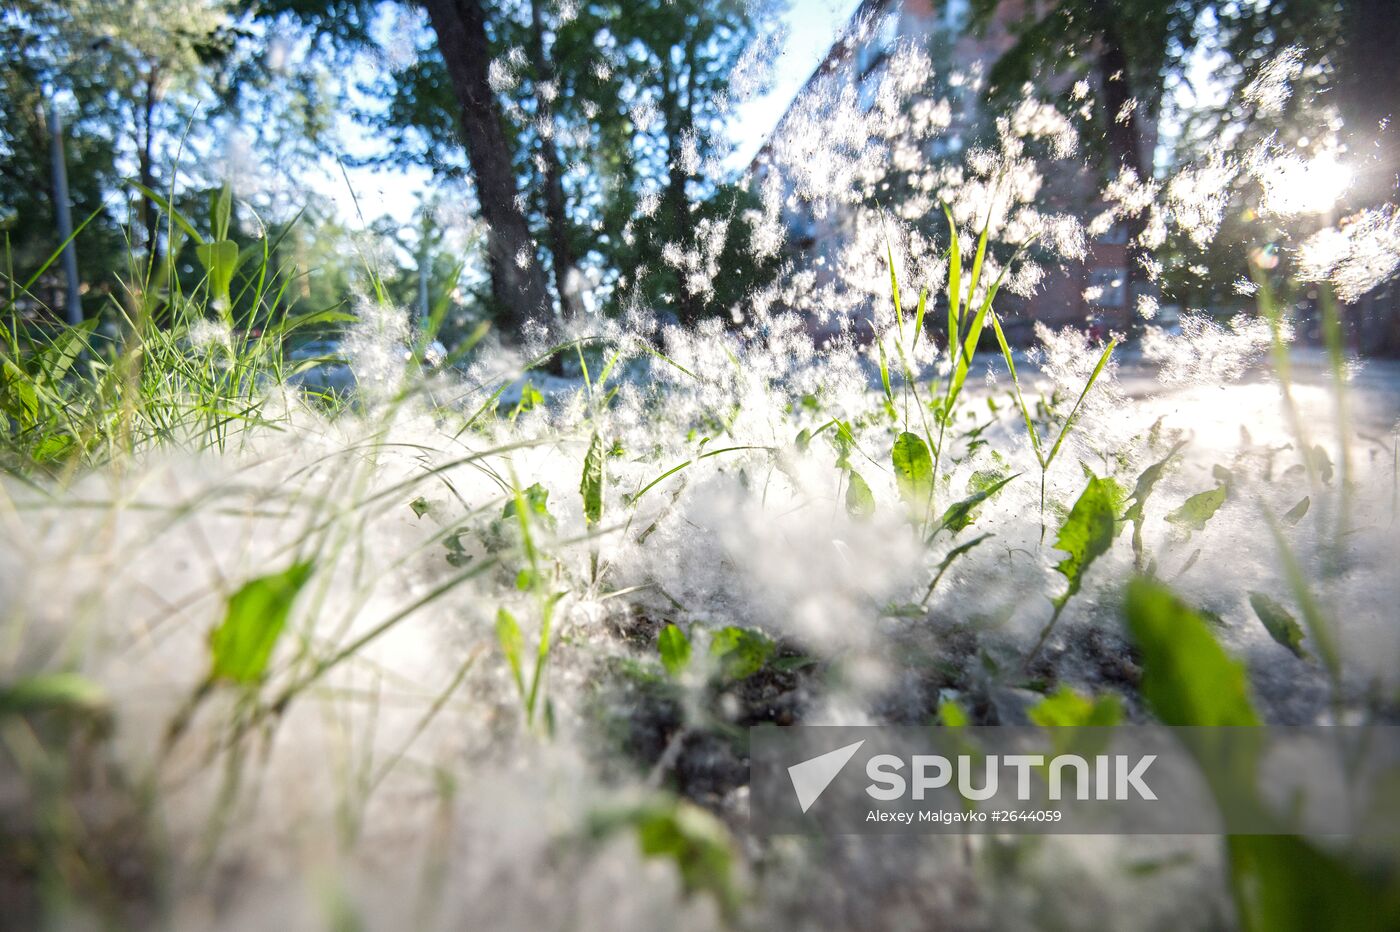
[1122,585,1392,930]
[1028,685,1122,727]
[1042,339,1118,470]
[580,432,605,525]
[658,623,691,677]
[1165,484,1228,533]
[935,472,1018,535]
[1124,440,1187,560]
[988,311,1044,464]
[875,333,895,414]
[1248,592,1308,660]
[1224,834,1394,932]
[831,420,855,470]
[845,470,876,518]
[128,181,204,245]
[892,431,933,513]
[32,434,76,463]
[938,697,969,727]
[1282,496,1310,526]
[770,655,817,673]
[605,800,738,918]
[209,562,315,685]
[1123,442,1186,526]
[2,359,39,426]
[511,380,544,418]
[502,482,555,529]
[1052,474,1119,608]
[709,626,773,680]
[886,240,904,333]
[210,183,233,241]
[195,238,240,309]
[943,204,962,350]
[0,672,108,718]
[911,287,928,349]
[1263,515,1341,683]
[1122,578,1258,726]
[496,608,526,696]
[922,533,993,605]
[409,496,431,518]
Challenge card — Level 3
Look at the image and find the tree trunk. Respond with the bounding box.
[1096,19,1149,339]
[422,0,552,334]
[659,46,700,320]
[527,0,578,319]
[139,69,161,277]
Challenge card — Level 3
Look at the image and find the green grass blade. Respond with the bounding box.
[988,311,1044,465]
[1044,338,1117,470]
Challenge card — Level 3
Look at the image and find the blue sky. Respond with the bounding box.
[728,0,865,167]
[318,0,863,229]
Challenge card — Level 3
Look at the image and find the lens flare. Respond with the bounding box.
[1260,151,1353,216]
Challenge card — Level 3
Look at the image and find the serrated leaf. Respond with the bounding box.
[209,561,314,685]
[580,432,605,525]
[892,431,933,512]
[1052,474,1119,608]
[503,482,555,528]
[1124,441,1186,526]
[1124,440,1187,561]
[658,623,691,677]
[1249,592,1308,660]
[845,469,875,518]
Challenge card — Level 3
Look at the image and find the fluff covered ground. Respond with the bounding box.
[3,299,1398,929]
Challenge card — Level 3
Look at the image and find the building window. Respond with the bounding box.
[1089,268,1127,308]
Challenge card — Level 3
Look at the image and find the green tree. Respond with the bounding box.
[971,0,1201,332]
[251,0,783,332]
[2,0,238,320]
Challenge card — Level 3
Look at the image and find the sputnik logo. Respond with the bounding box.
[787,739,865,813]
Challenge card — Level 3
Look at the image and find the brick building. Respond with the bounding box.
[751,0,1140,344]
